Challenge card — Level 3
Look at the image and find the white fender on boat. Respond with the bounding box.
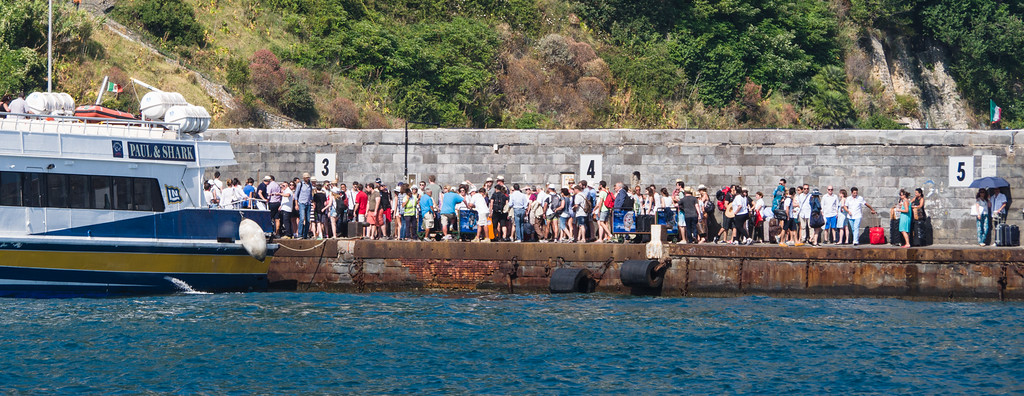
[239,218,267,261]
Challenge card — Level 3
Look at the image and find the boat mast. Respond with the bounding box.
[47,0,53,92]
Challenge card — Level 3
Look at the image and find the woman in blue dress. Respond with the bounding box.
[897,189,912,248]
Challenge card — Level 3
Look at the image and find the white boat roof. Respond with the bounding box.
[0,114,236,167]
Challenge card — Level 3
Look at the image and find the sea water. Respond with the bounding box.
[1,292,1021,394]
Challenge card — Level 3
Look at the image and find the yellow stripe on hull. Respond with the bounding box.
[0,250,270,274]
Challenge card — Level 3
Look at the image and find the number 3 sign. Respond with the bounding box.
[948,156,974,187]
[314,153,336,182]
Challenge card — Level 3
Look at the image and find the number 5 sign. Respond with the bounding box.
[579,155,602,186]
[948,156,974,187]
[315,153,336,182]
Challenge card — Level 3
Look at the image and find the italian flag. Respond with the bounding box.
[106,82,123,93]
[991,99,1002,123]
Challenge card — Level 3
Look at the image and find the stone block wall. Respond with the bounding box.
[206,128,1024,244]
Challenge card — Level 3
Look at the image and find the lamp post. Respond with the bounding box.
[404,120,439,183]
[47,0,53,92]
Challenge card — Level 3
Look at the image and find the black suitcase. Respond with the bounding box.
[890,218,904,246]
[995,223,1006,246]
[1007,225,1021,247]
[911,218,932,247]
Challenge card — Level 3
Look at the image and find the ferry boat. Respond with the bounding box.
[0,91,276,297]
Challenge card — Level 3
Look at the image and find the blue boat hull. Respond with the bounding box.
[0,237,274,298]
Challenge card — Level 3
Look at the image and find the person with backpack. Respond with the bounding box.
[572,185,589,242]
[489,185,510,241]
[779,187,800,246]
[597,181,613,242]
[543,185,560,242]
[808,188,825,246]
[714,185,735,243]
[680,187,699,243]
[556,188,573,242]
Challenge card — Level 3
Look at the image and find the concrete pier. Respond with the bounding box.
[269,238,1024,301]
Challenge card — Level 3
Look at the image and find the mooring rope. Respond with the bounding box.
[276,239,329,252]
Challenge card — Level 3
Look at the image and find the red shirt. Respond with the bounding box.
[356,191,368,215]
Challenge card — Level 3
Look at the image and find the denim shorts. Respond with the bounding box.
[575,216,587,226]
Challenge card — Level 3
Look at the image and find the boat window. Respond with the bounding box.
[90,176,111,209]
[133,178,164,212]
[46,174,68,208]
[22,173,46,207]
[112,177,132,211]
[151,181,165,212]
[0,171,163,212]
[68,175,89,209]
[0,172,20,206]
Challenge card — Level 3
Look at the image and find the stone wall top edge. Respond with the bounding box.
[209,128,1019,134]
[207,128,1021,146]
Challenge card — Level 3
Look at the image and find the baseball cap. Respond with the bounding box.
[486,177,493,182]
[263,176,272,181]
[497,175,505,181]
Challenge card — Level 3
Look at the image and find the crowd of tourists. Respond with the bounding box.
[201,171,968,247]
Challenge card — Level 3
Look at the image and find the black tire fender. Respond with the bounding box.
[619,260,664,288]
[549,268,595,294]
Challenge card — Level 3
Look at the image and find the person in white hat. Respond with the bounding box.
[484,178,495,197]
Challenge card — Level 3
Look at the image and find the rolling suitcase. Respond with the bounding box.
[1004,225,1021,247]
[868,216,884,244]
[995,223,1006,246]
[889,218,903,246]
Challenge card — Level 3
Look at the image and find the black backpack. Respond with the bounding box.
[621,194,635,210]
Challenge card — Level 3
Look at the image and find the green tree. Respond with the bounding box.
[0,1,92,93]
[807,66,854,128]
[114,0,205,47]
[279,78,317,123]
[922,0,1024,127]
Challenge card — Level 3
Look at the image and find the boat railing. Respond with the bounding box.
[0,111,190,140]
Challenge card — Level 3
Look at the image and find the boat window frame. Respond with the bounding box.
[0,171,164,212]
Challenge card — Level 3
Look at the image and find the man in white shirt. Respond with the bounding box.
[990,188,1008,224]
[821,185,840,244]
[8,92,27,119]
[795,184,810,242]
[731,187,751,245]
[471,188,490,241]
[345,182,359,220]
[843,187,877,246]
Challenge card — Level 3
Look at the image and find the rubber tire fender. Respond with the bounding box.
[549,268,595,294]
[619,260,664,288]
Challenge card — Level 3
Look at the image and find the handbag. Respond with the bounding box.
[970,204,980,217]
[810,211,825,228]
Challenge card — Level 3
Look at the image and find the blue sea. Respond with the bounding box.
[1,292,1021,394]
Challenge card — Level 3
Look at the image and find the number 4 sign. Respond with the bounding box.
[314,153,336,182]
[948,156,974,187]
[579,155,602,186]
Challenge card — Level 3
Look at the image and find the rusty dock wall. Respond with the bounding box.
[269,239,1024,301]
